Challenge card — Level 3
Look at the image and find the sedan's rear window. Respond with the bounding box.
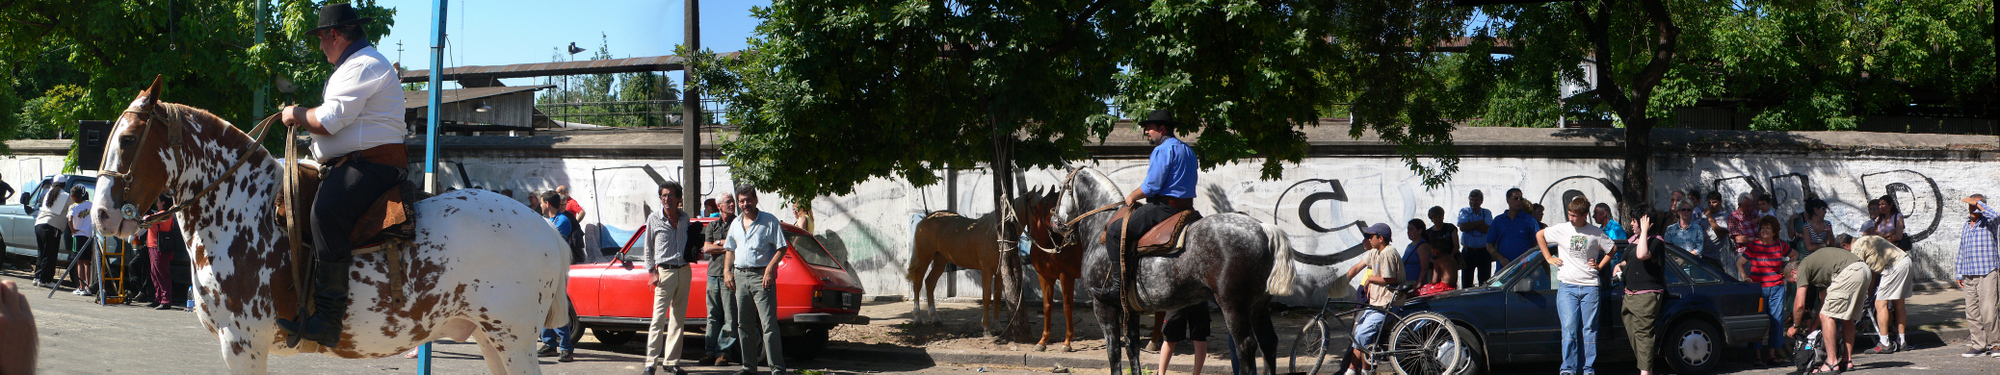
[787,233,841,269]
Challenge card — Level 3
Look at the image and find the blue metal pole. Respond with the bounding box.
[419,0,447,372]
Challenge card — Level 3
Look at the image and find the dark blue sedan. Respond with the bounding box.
[1401,242,1771,374]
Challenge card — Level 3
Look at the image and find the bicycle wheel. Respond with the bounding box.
[1289,316,1331,375]
[1388,311,1469,375]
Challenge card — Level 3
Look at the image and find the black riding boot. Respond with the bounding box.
[278,262,349,347]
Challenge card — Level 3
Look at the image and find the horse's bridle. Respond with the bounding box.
[98,102,280,226]
[1046,167,1124,252]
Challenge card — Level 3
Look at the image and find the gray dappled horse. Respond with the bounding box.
[1050,166,1299,375]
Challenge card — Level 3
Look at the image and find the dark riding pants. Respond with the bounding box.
[34,224,63,283]
[312,158,404,265]
[1116,201,1186,253]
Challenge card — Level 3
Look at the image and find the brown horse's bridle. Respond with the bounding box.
[98,102,280,226]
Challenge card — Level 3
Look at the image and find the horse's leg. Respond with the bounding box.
[1059,276,1077,352]
[213,328,270,374]
[1036,274,1056,351]
[471,330,510,374]
[1094,301,1122,375]
[1209,303,1249,375]
[908,247,933,324]
[922,258,948,325]
[474,323,544,375]
[980,268,996,337]
[1257,309,1280,375]
[1124,311,1144,375]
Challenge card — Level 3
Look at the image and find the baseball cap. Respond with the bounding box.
[1362,223,1393,238]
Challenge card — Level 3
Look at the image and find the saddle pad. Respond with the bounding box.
[1134,210,1200,256]
[350,182,415,244]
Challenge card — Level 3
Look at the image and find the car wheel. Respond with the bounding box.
[1446,324,1486,375]
[783,327,830,361]
[591,329,637,346]
[1665,319,1721,375]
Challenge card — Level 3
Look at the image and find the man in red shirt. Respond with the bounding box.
[556,185,586,222]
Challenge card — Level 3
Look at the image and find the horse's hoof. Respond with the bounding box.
[1035,344,1048,352]
[1143,341,1161,353]
[1062,345,1074,353]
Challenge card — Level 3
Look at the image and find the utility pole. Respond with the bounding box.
[682,0,701,211]
[418,0,448,369]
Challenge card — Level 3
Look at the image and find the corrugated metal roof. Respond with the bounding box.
[400,53,735,83]
[403,85,555,110]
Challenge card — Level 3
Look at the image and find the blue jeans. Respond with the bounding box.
[541,325,575,351]
[1352,309,1387,350]
[1753,285,1788,349]
[705,275,738,356]
[1557,284,1601,375]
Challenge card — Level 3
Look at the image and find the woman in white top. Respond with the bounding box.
[65,186,96,296]
[1538,197,1615,375]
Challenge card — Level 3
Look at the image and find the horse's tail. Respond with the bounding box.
[1261,222,1300,297]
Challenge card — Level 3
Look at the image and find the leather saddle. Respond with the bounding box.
[1100,207,1203,257]
[275,165,427,254]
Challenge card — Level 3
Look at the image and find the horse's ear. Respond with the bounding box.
[141,75,164,106]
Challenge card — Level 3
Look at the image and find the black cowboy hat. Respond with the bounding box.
[309,3,372,33]
[1137,109,1183,128]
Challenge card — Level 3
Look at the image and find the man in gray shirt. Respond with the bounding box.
[698,193,739,366]
[643,182,692,375]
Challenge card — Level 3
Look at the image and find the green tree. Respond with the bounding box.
[0,0,396,156]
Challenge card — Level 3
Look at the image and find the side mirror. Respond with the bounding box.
[1510,280,1532,293]
[619,259,633,268]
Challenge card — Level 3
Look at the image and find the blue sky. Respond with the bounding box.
[376,0,771,88]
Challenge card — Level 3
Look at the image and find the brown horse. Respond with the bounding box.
[907,191,1038,334]
[1022,188,1085,352]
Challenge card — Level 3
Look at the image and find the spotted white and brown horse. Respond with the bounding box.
[91,78,570,374]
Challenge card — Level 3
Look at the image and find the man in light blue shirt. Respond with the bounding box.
[723,185,789,374]
[1457,190,1493,288]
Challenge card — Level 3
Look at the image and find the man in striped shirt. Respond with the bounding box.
[1958,195,2000,357]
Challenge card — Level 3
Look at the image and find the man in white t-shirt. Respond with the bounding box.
[1538,197,1613,375]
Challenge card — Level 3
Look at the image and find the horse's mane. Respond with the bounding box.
[163,102,258,146]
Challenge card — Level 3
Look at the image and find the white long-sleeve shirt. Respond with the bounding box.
[309,44,407,163]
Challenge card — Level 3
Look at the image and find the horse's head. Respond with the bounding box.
[1019,187,1061,249]
[1047,166,1120,249]
[93,76,180,238]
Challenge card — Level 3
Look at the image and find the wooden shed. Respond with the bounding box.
[403,85,554,132]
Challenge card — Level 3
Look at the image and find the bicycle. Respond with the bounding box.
[1288,291,1477,375]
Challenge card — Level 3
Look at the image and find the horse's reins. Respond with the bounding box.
[99,103,283,227]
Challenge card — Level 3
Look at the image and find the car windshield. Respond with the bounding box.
[786,232,841,269]
[1487,251,1546,288]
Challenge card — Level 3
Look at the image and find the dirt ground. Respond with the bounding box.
[826,297,1329,362]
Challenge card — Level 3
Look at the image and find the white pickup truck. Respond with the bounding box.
[0,175,95,263]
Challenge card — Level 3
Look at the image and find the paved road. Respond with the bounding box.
[10,264,1990,374]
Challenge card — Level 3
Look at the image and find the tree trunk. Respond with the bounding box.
[989,131,1032,341]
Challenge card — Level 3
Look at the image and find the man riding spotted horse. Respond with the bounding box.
[1107,109,1208,366]
[275,3,411,348]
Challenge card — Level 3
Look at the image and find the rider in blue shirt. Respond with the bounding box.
[1117,109,1205,365]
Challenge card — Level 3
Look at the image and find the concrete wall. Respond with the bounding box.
[419,128,2000,306]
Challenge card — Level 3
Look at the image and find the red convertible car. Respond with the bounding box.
[567,217,869,359]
